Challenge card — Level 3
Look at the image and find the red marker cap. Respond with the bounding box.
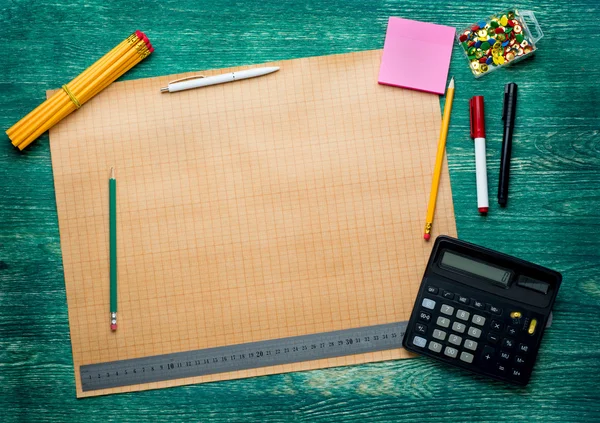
[469,96,486,138]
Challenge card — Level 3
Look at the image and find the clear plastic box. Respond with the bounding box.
[457,9,544,78]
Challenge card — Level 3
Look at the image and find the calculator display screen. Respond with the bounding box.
[441,251,512,285]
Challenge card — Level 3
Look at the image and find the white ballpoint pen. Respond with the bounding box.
[160,66,280,93]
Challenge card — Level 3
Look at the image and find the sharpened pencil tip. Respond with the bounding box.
[111,167,115,179]
[449,77,454,89]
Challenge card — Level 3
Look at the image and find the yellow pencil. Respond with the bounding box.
[424,77,455,241]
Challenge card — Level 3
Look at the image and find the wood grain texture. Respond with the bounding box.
[0,0,599,421]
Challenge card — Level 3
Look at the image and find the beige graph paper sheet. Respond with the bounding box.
[48,50,456,397]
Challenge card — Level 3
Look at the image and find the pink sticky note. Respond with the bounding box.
[378,17,455,95]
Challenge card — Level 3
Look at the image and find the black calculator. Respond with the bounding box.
[403,236,562,386]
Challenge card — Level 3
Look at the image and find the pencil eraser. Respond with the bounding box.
[142,34,149,45]
[424,233,431,241]
[149,47,155,53]
[478,207,489,214]
[135,30,143,39]
[111,324,117,331]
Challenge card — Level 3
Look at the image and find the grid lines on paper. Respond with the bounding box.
[48,50,456,397]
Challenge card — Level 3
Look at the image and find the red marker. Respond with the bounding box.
[469,96,489,214]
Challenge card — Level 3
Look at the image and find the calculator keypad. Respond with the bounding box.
[407,284,543,385]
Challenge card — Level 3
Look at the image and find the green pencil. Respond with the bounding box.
[109,167,117,331]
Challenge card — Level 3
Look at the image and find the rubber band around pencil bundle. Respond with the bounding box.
[6,31,153,150]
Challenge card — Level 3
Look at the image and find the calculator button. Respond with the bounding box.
[472,315,486,326]
[460,351,474,363]
[488,304,502,315]
[496,363,507,374]
[515,356,526,365]
[456,310,470,321]
[412,336,427,348]
[436,316,450,328]
[440,304,454,316]
[501,338,515,349]
[432,329,447,341]
[490,320,503,331]
[415,323,427,334]
[464,340,478,351]
[499,351,511,361]
[443,290,455,300]
[421,298,436,310]
[419,311,432,323]
[511,368,523,378]
[472,300,485,310]
[448,334,462,346]
[444,346,458,358]
[487,333,500,344]
[506,325,518,336]
[428,341,443,353]
[518,343,530,354]
[426,285,439,295]
[452,322,466,333]
[457,295,470,305]
[481,346,495,362]
[467,327,482,338]
[527,318,538,335]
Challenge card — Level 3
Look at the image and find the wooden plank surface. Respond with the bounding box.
[1,0,599,421]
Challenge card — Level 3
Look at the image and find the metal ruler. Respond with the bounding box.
[81,321,408,391]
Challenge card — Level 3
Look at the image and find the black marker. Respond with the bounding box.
[498,83,518,206]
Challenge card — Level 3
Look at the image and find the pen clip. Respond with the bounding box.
[502,85,509,121]
[168,75,205,85]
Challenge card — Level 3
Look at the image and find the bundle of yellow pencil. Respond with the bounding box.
[7,31,154,150]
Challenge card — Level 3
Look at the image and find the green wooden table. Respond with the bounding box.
[1,0,599,421]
